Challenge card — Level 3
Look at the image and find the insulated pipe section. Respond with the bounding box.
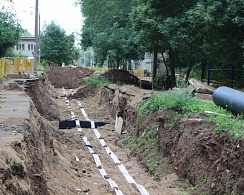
[213,86,244,115]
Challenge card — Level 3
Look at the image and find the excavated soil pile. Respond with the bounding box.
[47,66,94,89]
[4,82,24,91]
[68,84,97,100]
[100,69,140,85]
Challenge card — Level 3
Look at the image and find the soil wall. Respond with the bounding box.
[99,85,244,195]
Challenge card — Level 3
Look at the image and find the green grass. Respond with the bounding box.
[124,124,164,176]
[190,177,210,194]
[83,75,111,87]
[139,90,244,138]
[125,124,159,155]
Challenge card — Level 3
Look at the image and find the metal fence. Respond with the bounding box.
[206,66,244,89]
[0,57,34,81]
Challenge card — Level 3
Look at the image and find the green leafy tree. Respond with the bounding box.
[40,21,79,65]
[163,0,244,81]
[78,0,143,68]
[130,0,198,86]
[21,29,32,37]
[78,0,243,85]
[0,9,22,57]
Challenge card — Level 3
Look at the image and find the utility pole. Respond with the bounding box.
[38,12,41,63]
[34,0,39,76]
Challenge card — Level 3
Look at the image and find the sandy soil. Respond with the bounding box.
[0,66,243,195]
[53,87,183,195]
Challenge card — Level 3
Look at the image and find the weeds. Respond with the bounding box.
[139,90,244,138]
[190,177,210,193]
[83,75,111,87]
[139,91,193,117]
[124,124,165,176]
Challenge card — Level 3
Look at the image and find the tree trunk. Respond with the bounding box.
[162,53,169,76]
[128,60,132,70]
[108,58,112,69]
[116,58,120,69]
[201,60,207,82]
[169,47,176,89]
[152,50,158,80]
[185,62,194,82]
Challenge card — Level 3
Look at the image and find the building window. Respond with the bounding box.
[31,44,34,50]
[28,44,31,50]
[22,44,25,50]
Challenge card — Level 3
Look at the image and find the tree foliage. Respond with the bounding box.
[78,0,143,68]
[21,29,32,37]
[0,8,22,57]
[40,21,79,65]
[78,0,244,85]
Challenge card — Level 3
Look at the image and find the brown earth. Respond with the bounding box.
[0,66,243,195]
[46,66,94,88]
[99,69,140,86]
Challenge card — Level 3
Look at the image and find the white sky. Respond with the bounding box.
[2,0,84,36]
[39,0,84,35]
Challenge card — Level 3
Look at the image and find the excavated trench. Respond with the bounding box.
[1,66,244,195]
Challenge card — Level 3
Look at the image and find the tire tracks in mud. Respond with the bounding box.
[61,88,149,195]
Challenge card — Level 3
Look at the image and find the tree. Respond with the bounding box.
[160,0,244,82]
[78,0,143,68]
[40,21,79,65]
[0,8,22,57]
[21,29,32,37]
[130,0,198,87]
[78,0,243,85]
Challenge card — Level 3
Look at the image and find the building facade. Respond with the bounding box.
[14,37,35,58]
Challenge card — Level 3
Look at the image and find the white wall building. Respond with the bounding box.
[14,37,35,57]
[137,52,167,76]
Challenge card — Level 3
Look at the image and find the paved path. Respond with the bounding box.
[0,80,30,145]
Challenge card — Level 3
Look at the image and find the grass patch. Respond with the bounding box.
[125,124,159,155]
[139,90,244,138]
[190,177,210,194]
[124,124,164,176]
[83,75,111,87]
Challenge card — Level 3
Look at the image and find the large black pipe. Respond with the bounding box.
[213,86,244,115]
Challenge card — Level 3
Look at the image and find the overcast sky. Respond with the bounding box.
[12,0,84,35]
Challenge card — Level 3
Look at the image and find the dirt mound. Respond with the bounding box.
[100,69,139,85]
[47,66,94,89]
[4,82,23,91]
[68,84,97,99]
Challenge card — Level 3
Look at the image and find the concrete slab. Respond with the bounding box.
[0,83,30,146]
